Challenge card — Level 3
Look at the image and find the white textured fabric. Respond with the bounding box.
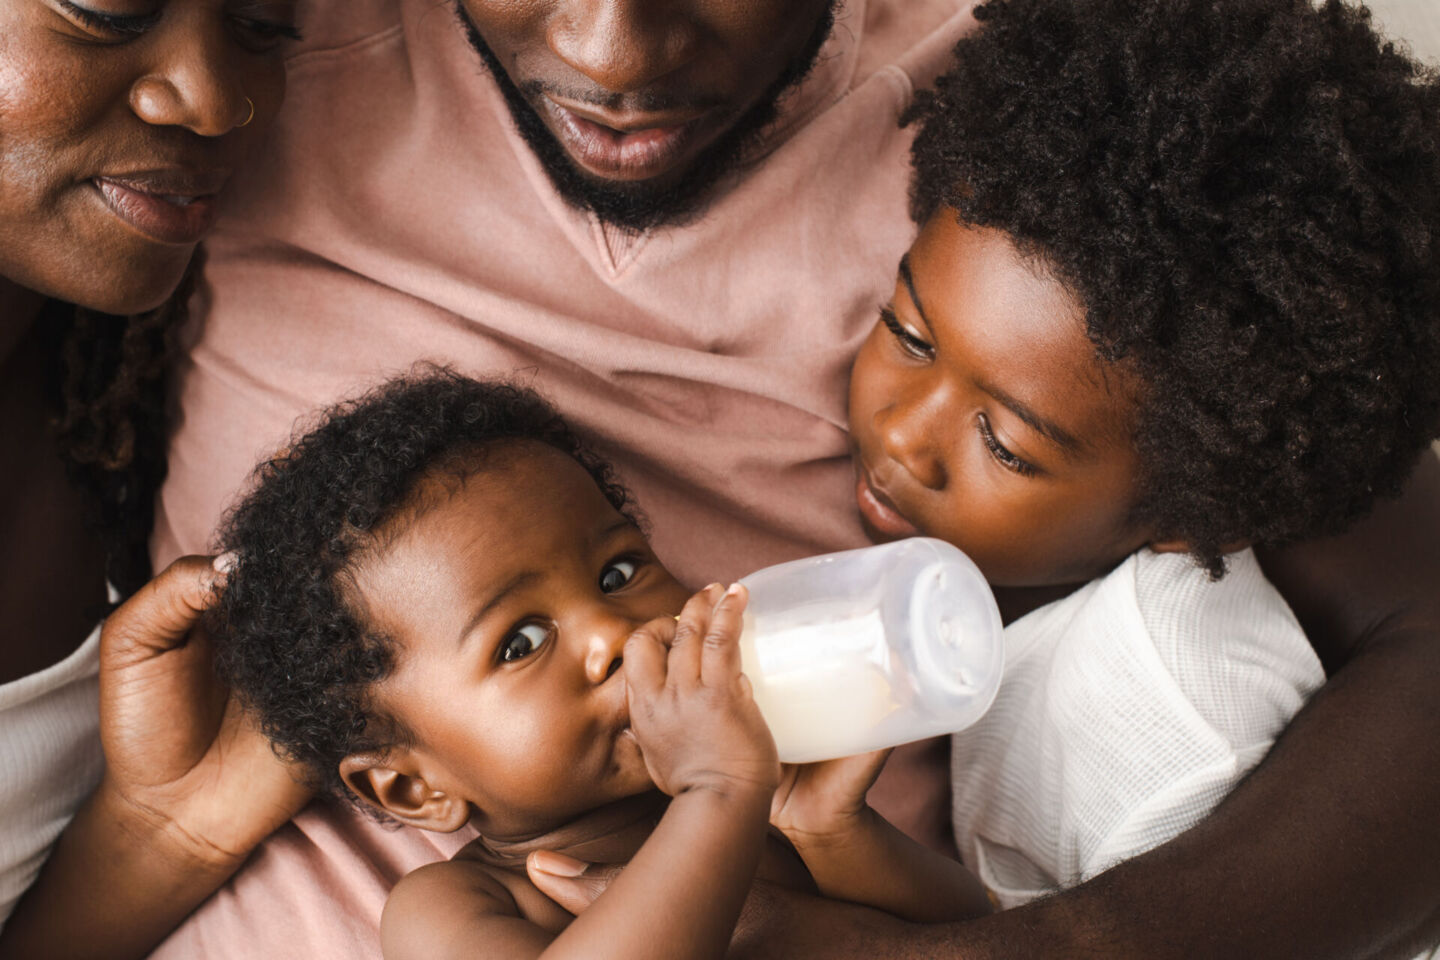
[0,622,104,930]
[951,549,1323,904]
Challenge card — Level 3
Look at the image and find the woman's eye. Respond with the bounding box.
[598,559,638,594]
[977,414,1037,477]
[879,307,933,361]
[500,623,550,662]
[59,0,160,36]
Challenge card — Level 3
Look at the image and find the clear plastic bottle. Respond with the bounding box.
[738,537,1004,763]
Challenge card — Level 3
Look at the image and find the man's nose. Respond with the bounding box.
[875,381,949,490]
[547,1,699,95]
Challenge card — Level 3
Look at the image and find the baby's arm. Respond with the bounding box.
[380,583,780,960]
[772,752,991,923]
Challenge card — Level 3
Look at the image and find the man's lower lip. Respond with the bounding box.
[546,104,697,181]
[856,471,921,540]
[94,178,217,245]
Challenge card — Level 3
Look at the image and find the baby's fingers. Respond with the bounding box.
[700,583,748,686]
[622,618,673,701]
[669,583,725,683]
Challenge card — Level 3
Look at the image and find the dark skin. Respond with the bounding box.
[455,0,832,189]
[350,442,983,960]
[0,2,308,957]
[530,214,1440,957]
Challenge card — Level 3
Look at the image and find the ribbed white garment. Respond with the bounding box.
[0,622,104,930]
[951,548,1438,959]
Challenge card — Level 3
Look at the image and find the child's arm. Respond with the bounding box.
[771,751,992,923]
[380,583,780,960]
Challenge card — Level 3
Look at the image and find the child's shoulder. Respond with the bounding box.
[381,847,573,960]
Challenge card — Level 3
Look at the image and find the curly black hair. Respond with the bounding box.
[211,369,637,800]
[906,0,1440,575]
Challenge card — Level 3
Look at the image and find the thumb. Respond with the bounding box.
[526,851,623,916]
[102,555,226,668]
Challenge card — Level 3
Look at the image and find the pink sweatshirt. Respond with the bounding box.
[153,1,973,955]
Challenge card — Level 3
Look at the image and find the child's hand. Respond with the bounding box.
[624,583,780,801]
[770,749,891,849]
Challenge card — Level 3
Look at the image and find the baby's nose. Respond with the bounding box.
[582,618,631,684]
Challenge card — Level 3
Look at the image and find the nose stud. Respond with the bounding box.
[237,97,255,128]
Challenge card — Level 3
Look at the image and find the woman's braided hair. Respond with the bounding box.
[51,256,198,599]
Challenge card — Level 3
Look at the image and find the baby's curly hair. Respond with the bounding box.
[211,369,637,800]
[907,0,1440,575]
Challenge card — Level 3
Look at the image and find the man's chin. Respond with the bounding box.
[452,0,838,233]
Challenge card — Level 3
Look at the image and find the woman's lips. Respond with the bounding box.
[855,466,922,540]
[543,100,700,181]
[94,176,220,245]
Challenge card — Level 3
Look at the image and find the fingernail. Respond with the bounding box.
[213,551,238,575]
[529,850,587,877]
[725,582,744,596]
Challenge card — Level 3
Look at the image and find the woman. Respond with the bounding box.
[0,2,310,957]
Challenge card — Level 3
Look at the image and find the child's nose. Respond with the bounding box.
[580,612,634,685]
[876,389,948,490]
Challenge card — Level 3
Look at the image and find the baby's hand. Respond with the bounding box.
[624,583,780,801]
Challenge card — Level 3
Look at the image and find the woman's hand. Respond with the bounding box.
[624,583,780,802]
[98,554,311,869]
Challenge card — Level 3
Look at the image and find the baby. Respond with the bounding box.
[211,371,989,960]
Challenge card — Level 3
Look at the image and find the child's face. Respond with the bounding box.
[848,211,1155,587]
[344,441,692,840]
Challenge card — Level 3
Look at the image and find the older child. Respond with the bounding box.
[840,0,1440,917]
[210,371,990,960]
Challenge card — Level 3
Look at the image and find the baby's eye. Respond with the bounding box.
[500,623,550,662]
[598,559,638,594]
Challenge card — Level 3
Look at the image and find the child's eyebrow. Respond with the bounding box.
[981,379,1087,458]
[458,569,543,648]
[898,253,927,321]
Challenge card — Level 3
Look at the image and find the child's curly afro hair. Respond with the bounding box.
[907,0,1440,575]
[210,369,636,800]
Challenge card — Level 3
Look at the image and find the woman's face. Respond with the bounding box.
[0,0,298,314]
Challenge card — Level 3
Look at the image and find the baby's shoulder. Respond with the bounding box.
[382,845,573,957]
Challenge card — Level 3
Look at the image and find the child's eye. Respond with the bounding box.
[879,306,934,361]
[598,559,638,594]
[500,622,550,662]
[977,413,1037,477]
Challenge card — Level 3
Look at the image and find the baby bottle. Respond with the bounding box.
[737,537,1004,764]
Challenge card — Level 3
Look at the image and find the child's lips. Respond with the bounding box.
[855,465,922,540]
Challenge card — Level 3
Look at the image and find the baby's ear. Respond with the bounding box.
[339,752,471,833]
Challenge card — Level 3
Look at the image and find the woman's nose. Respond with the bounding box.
[129,21,250,136]
[548,1,698,95]
[875,385,948,491]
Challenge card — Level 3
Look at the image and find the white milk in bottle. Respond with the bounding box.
[737,538,1004,764]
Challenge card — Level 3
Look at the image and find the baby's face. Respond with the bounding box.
[348,440,691,840]
[848,211,1155,587]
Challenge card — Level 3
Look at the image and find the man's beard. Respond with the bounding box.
[453,3,838,233]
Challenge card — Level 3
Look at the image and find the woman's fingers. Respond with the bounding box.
[101,555,224,667]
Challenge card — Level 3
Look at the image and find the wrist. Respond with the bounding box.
[92,778,248,876]
[780,803,880,854]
